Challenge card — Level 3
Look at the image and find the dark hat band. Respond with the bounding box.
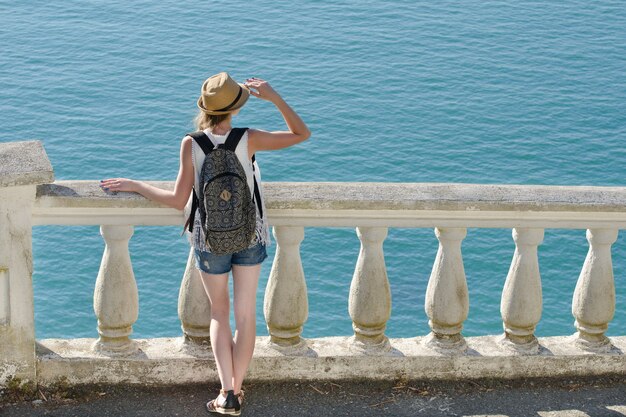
[214,86,243,112]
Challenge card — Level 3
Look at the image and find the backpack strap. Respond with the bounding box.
[223,127,248,152]
[224,127,265,220]
[251,154,264,220]
[187,131,215,155]
[182,187,199,234]
[182,131,217,235]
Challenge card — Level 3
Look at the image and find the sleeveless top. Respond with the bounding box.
[183,128,272,252]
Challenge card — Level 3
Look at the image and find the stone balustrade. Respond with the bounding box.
[1,140,625,388]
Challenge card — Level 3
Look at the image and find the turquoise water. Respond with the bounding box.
[2,1,625,340]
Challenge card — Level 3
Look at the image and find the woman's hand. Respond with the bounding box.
[96,136,194,210]
[99,178,137,193]
[244,77,281,103]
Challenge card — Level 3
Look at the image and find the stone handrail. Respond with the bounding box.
[34,180,626,227]
[29,181,626,365]
[1,140,625,388]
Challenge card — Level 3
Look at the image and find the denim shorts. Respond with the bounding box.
[194,241,268,274]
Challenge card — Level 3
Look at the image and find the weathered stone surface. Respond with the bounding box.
[349,226,391,353]
[92,226,139,356]
[572,229,619,352]
[0,186,39,386]
[34,335,626,386]
[0,141,53,188]
[178,247,211,345]
[35,180,626,212]
[424,227,469,353]
[264,182,626,212]
[500,228,544,352]
[14,174,626,390]
[264,226,308,351]
[36,181,172,208]
[33,180,626,228]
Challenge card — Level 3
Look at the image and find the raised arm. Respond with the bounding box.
[244,77,311,154]
[99,136,195,211]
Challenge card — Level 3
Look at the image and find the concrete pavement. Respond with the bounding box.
[1,375,625,416]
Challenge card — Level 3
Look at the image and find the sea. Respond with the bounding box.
[1,0,625,340]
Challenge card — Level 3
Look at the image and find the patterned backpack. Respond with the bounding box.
[183,127,259,255]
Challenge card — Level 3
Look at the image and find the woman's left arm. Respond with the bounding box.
[99,136,194,211]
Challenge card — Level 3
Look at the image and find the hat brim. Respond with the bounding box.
[197,83,250,115]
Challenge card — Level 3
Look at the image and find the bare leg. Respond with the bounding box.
[231,263,261,394]
[199,270,234,392]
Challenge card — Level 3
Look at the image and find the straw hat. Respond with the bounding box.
[197,72,251,115]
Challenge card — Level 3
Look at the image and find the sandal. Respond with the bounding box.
[235,389,245,407]
[205,388,241,416]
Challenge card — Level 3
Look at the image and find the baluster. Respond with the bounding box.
[348,227,391,354]
[572,228,618,352]
[92,225,139,355]
[177,246,211,350]
[424,227,469,353]
[499,228,544,353]
[263,226,308,352]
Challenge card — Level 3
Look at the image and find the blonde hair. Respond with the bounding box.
[193,110,232,131]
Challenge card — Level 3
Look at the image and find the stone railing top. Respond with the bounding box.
[36,180,626,212]
[0,140,54,188]
[36,181,173,209]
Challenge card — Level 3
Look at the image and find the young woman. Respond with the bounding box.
[99,72,310,415]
